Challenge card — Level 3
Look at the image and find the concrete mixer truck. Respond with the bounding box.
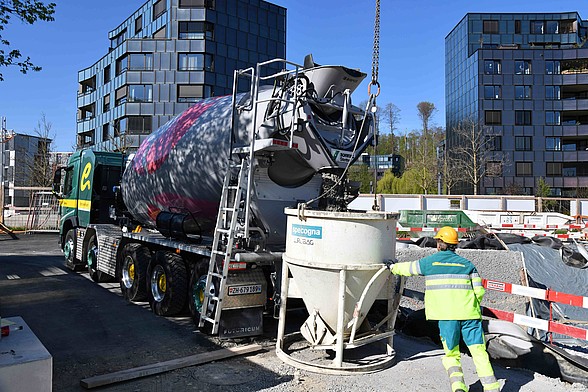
[52,57,376,338]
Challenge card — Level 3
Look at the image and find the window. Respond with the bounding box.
[484,85,501,100]
[127,116,152,135]
[63,167,74,196]
[178,53,213,71]
[128,85,153,103]
[516,162,533,176]
[546,21,559,34]
[563,167,576,177]
[485,110,501,125]
[78,130,95,147]
[102,124,109,142]
[115,86,127,106]
[561,20,575,34]
[546,111,561,125]
[129,53,153,70]
[515,20,521,34]
[546,137,561,151]
[531,21,544,34]
[111,29,126,49]
[177,84,211,102]
[153,26,166,39]
[545,60,561,75]
[485,135,502,151]
[135,16,143,34]
[116,56,128,75]
[515,111,532,126]
[178,21,214,40]
[484,60,501,75]
[483,20,499,34]
[515,60,532,75]
[114,118,126,136]
[486,161,502,177]
[515,136,532,151]
[153,0,166,20]
[103,94,110,112]
[545,86,561,100]
[485,187,503,195]
[103,65,111,83]
[546,162,562,176]
[179,0,215,8]
[515,85,532,100]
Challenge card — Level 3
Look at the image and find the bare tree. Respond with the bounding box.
[28,112,54,187]
[382,103,400,153]
[450,117,505,195]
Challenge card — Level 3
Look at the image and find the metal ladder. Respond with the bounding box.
[198,159,249,334]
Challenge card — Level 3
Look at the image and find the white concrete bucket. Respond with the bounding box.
[276,207,403,374]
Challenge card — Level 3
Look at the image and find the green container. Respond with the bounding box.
[398,210,477,229]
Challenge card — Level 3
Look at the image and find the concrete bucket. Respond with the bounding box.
[276,208,403,374]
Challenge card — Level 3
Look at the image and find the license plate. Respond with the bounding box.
[228,284,262,296]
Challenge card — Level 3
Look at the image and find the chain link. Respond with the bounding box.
[371,0,380,86]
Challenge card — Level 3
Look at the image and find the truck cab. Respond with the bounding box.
[53,149,124,270]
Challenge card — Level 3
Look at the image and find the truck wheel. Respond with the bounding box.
[63,229,77,266]
[87,234,110,283]
[188,270,217,333]
[119,243,151,302]
[148,251,187,316]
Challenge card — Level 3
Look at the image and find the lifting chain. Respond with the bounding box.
[368,0,381,98]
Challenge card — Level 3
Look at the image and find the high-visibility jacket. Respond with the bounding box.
[391,250,484,320]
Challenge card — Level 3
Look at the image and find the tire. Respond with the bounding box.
[147,251,188,316]
[86,234,109,282]
[63,229,83,270]
[188,267,218,334]
[119,243,151,302]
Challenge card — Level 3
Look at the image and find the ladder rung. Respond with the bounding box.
[201,315,217,324]
[221,207,236,212]
[226,185,240,190]
[209,272,223,279]
[216,228,230,234]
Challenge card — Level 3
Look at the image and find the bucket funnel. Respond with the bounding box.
[283,208,398,341]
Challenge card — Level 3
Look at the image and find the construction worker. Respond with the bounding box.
[385,226,500,392]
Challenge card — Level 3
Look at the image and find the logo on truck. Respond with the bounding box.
[81,162,92,191]
[292,224,322,239]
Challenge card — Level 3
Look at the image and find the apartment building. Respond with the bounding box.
[446,12,588,196]
[77,0,286,151]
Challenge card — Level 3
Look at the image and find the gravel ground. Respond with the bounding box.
[2,233,588,391]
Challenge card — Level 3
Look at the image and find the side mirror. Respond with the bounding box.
[52,168,64,199]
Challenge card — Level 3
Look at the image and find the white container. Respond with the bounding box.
[283,208,398,336]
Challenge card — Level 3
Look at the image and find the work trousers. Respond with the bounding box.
[439,319,500,392]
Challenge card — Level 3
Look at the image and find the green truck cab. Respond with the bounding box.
[52,149,124,270]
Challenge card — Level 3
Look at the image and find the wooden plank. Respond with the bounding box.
[80,343,264,389]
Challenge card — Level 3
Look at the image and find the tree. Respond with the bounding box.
[0,1,56,81]
[348,164,373,194]
[413,102,438,194]
[535,177,556,212]
[28,112,54,187]
[450,117,504,195]
[381,103,401,153]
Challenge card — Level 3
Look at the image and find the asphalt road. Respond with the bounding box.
[0,233,283,391]
[1,233,587,392]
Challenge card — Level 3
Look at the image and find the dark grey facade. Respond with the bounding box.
[446,12,588,196]
[77,0,286,151]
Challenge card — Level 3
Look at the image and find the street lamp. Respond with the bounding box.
[0,117,15,224]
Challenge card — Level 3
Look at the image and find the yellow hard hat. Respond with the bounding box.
[434,226,459,244]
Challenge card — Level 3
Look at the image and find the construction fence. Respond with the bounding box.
[2,188,59,233]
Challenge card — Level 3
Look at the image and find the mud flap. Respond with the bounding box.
[219,308,264,339]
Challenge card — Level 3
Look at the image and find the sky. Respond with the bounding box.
[1,0,587,151]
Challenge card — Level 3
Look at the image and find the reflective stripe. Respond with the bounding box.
[472,280,483,287]
[432,261,465,267]
[426,284,473,290]
[471,272,480,279]
[480,375,498,385]
[427,274,471,280]
[449,375,464,383]
[409,260,421,275]
[447,366,462,375]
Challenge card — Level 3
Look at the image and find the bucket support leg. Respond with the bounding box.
[276,261,290,351]
[334,269,347,367]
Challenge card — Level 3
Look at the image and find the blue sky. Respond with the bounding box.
[1,0,587,151]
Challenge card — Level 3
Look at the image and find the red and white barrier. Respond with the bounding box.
[482,279,588,340]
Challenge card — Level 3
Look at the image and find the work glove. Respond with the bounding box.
[383,259,397,271]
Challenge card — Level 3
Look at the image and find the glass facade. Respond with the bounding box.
[77,0,286,151]
[446,12,588,196]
